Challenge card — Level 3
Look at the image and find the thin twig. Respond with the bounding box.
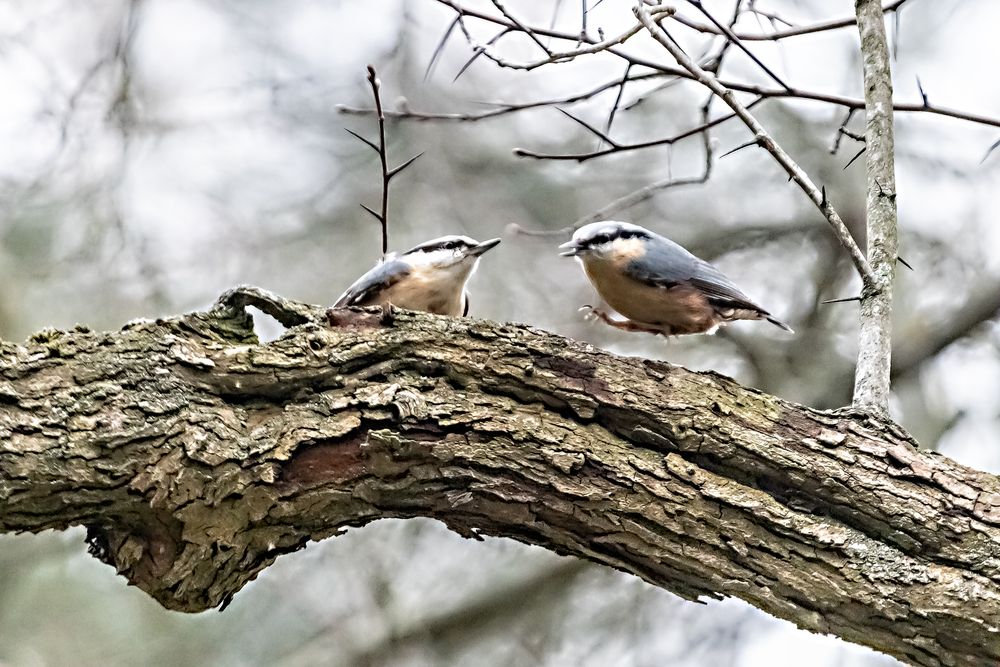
[443,0,673,73]
[346,65,423,258]
[830,108,862,155]
[696,0,746,76]
[684,0,790,90]
[513,98,717,237]
[980,137,1000,165]
[424,16,461,81]
[672,0,910,41]
[635,4,874,288]
[491,0,552,56]
[429,0,1000,131]
[512,100,758,162]
[338,72,665,122]
[603,62,633,141]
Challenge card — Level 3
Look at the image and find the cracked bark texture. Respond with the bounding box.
[1,286,998,667]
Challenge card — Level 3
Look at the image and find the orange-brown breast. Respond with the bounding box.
[581,253,718,335]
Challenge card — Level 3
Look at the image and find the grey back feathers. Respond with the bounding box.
[569,220,793,333]
[626,236,759,310]
[334,256,410,307]
[623,230,791,328]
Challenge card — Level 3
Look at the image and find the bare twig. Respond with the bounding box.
[744,4,795,29]
[635,4,875,288]
[981,137,1000,165]
[424,15,461,80]
[603,62,633,140]
[830,108,860,154]
[672,0,910,41]
[429,0,1000,131]
[346,65,423,257]
[491,0,552,56]
[695,0,746,77]
[338,72,665,122]
[452,18,512,82]
[853,0,899,416]
[512,98,717,237]
[684,0,790,90]
[512,100,758,162]
[444,0,673,73]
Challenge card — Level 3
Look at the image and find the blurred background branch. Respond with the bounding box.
[2,1,1000,666]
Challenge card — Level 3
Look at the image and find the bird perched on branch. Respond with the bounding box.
[334,235,501,316]
[559,221,793,336]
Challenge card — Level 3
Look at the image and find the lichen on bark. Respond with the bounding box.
[1,286,999,667]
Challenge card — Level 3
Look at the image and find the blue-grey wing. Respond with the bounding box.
[623,236,701,287]
[624,236,766,313]
[689,262,766,312]
[334,258,411,307]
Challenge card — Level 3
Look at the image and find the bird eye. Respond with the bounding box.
[591,234,611,245]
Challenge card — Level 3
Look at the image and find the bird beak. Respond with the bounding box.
[468,238,502,256]
[558,240,581,257]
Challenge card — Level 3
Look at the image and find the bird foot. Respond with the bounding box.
[578,305,665,335]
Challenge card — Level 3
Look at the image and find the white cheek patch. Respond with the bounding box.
[411,249,457,266]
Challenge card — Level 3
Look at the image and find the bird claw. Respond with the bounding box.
[578,304,668,336]
[578,304,599,322]
[380,302,398,325]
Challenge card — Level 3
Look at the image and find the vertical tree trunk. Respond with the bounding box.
[853,0,899,415]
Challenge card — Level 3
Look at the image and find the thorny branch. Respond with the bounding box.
[634,4,875,288]
[852,0,899,416]
[672,0,910,42]
[344,1,1000,235]
[511,97,717,237]
[420,0,1000,130]
[346,65,422,257]
[511,100,757,162]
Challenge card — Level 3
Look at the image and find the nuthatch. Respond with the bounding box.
[559,221,793,336]
[334,235,501,316]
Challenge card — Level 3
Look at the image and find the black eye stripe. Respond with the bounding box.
[409,239,469,253]
[584,229,648,246]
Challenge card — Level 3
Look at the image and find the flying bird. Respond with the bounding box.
[559,221,792,336]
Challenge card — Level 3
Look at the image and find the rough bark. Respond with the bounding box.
[1,286,999,667]
[853,0,899,415]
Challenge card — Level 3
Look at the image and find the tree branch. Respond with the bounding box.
[852,0,899,415]
[347,65,422,257]
[671,0,910,42]
[2,287,1000,666]
[427,0,1000,131]
[634,4,875,288]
